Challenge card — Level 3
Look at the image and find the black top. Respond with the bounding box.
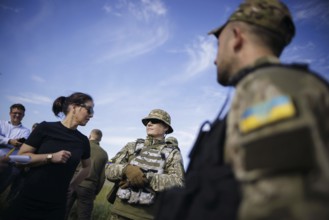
[21,121,90,203]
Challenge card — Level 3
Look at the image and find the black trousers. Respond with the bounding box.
[1,194,66,220]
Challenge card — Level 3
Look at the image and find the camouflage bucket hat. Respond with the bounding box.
[142,109,173,134]
[209,0,295,46]
[166,136,178,147]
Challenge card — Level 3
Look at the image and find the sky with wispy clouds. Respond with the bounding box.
[1,0,329,169]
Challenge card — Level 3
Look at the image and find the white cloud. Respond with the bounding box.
[290,42,315,52]
[104,0,166,22]
[95,26,169,63]
[184,36,216,77]
[164,36,216,84]
[201,85,230,101]
[282,42,329,80]
[103,4,112,13]
[141,0,166,16]
[294,1,329,25]
[95,0,170,63]
[282,41,316,63]
[31,75,46,83]
[0,4,22,13]
[126,0,166,21]
[95,90,130,106]
[7,93,52,105]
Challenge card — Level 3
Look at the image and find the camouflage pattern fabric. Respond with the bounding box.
[142,109,173,134]
[106,138,184,220]
[209,0,295,45]
[225,57,329,219]
[165,136,179,148]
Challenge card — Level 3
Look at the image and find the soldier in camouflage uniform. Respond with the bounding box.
[106,109,185,220]
[209,0,329,219]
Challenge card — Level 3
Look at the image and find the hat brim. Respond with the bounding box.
[208,23,227,38]
[142,117,173,134]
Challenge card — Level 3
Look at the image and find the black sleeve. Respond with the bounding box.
[25,121,47,151]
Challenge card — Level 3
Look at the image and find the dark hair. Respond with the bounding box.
[248,24,286,56]
[52,92,93,117]
[10,103,26,112]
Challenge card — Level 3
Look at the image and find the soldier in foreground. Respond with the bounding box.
[156,0,329,220]
[106,109,185,220]
[211,0,329,219]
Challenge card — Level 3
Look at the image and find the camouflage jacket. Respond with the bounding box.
[225,56,329,182]
[106,138,185,192]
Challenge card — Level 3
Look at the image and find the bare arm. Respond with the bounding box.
[18,143,72,167]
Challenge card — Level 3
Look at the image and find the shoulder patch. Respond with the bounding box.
[239,95,296,133]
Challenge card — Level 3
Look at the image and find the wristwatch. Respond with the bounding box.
[46,154,53,163]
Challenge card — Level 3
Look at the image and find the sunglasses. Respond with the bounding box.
[80,104,94,115]
[147,119,163,124]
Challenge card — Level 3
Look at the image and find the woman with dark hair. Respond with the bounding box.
[2,92,94,220]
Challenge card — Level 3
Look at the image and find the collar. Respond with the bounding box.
[8,121,22,127]
[89,140,100,145]
[144,136,165,146]
[228,56,280,86]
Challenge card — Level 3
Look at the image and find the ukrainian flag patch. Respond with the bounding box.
[239,95,296,133]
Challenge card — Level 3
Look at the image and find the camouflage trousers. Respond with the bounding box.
[238,173,329,220]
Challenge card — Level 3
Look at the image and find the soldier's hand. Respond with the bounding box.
[119,180,129,189]
[123,164,148,188]
[119,178,148,189]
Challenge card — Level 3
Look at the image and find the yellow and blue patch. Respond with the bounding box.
[239,95,296,133]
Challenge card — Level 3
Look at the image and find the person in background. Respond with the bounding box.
[66,128,108,220]
[106,109,185,220]
[0,103,30,156]
[0,104,30,194]
[1,92,94,220]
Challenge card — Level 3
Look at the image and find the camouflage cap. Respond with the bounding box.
[209,0,295,45]
[142,109,173,134]
[166,136,178,147]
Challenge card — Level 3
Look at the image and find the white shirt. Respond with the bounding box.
[0,120,30,156]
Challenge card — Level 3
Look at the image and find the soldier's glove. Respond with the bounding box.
[123,164,148,188]
[119,178,149,189]
[119,180,129,189]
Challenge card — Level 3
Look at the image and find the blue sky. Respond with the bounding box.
[1,0,329,169]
